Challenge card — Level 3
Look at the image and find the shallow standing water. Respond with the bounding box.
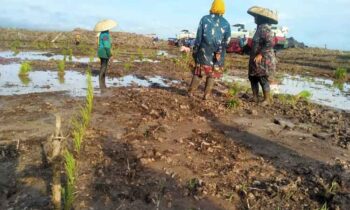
[0,50,100,63]
[222,74,350,111]
[0,64,179,97]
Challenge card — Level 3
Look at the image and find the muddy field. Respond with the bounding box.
[0,30,350,210]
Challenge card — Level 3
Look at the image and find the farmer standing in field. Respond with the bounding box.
[247,6,278,104]
[94,19,117,88]
[188,0,231,100]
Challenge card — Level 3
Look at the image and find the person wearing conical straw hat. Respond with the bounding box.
[188,0,231,100]
[94,19,117,88]
[247,6,278,105]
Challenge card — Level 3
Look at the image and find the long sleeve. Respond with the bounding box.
[194,19,203,51]
[218,23,231,53]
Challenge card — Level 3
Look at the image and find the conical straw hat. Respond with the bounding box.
[248,6,278,24]
[94,19,117,32]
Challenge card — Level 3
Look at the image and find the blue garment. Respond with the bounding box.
[193,14,231,66]
[98,31,112,59]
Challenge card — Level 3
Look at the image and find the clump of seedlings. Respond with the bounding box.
[18,61,32,76]
[227,98,240,109]
[10,40,21,55]
[63,150,76,210]
[63,69,94,209]
[57,59,65,75]
[296,90,312,101]
[334,67,347,81]
[68,48,73,62]
[124,55,135,71]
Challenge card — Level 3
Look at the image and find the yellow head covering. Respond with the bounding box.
[210,0,225,15]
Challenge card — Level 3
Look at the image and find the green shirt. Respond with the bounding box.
[98,32,112,59]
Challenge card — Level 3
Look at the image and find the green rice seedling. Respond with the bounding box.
[89,56,95,63]
[80,106,91,128]
[320,203,328,210]
[296,90,312,101]
[68,49,73,62]
[72,125,84,152]
[227,99,240,109]
[62,49,67,62]
[86,70,94,113]
[57,60,65,74]
[137,48,144,61]
[334,67,347,81]
[18,61,32,76]
[64,151,76,210]
[11,40,21,55]
[277,94,297,105]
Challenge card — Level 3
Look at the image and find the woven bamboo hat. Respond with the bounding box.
[94,19,117,32]
[248,6,278,24]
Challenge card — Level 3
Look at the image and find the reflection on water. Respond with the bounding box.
[58,73,65,84]
[18,75,31,86]
[0,50,99,63]
[0,64,179,97]
[222,74,350,111]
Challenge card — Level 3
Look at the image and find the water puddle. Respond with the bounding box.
[222,74,350,111]
[0,64,179,97]
[0,51,100,63]
[134,58,160,63]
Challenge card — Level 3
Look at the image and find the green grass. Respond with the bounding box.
[334,67,347,81]
[57,60,65,74]
[18,62,32,76]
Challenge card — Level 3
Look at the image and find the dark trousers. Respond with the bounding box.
[249,76,270,93]
[99,58,109,89]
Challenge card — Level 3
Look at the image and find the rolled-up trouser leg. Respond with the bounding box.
[259,76,271,104]
[99,58,109,89]
[188,75,201,96]
[203,76,215,100]
[249,76,260,102]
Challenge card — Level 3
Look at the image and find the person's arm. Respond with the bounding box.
[216,21,231,61]
[193,18,204,55]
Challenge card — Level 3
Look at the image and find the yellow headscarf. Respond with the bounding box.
[210,0,225,15]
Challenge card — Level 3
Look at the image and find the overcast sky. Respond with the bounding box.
[1,0,349,50]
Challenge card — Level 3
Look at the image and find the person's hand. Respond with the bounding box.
[215,53,221,61]
[254,54,263,64]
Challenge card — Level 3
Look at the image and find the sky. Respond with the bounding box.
[0,0,350,50]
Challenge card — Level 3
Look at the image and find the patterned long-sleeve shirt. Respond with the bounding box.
[249,24,277,77]
[194,14,231,67]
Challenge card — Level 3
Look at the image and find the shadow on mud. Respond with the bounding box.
[80,134,225,210]
[0,138,52,209]
[202,109,350,209]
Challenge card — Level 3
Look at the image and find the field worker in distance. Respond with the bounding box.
[94,19,117,88]
[188,0,231,100]
[247,6,278,105]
